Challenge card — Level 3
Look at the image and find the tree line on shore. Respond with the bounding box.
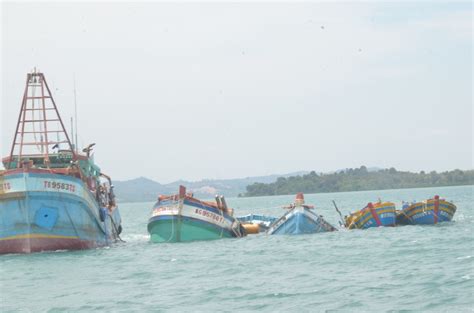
[241,166,474,197]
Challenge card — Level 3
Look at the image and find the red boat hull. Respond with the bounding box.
[0,235,101,254]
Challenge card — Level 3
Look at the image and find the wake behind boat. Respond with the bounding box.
[267,193,337,235]
[0,71,122,254]
[147,186,245,242]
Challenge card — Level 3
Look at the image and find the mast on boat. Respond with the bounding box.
[7,69,76,169]
[73,73,78,154]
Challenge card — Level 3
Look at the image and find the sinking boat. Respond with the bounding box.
[344,201,396,230]
[147,186,245,242]
[0,71,122,254]
[396,195,456,225]
[267,193,337,235]
[237,214,277,234]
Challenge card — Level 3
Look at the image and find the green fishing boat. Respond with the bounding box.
[147,186,245,243]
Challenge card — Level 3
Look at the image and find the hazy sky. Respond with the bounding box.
[1,2,472,183]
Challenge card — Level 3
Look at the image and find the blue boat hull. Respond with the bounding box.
[345,203,396,230]
[396,199,456,226]
[267,207,337,235]
[0,172,121,254]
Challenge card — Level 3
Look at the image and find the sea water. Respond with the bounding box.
[1,185,473,312]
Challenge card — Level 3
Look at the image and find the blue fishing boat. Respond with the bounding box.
[237,214,277,234]
[147,186,245,242]
[0,71,122,254]
[344,201,396,230]
[396,195,456,226]
[267,193,337,235]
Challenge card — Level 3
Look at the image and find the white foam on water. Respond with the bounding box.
[123,234,149,242]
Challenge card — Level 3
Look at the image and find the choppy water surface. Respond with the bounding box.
[1,185,473,312]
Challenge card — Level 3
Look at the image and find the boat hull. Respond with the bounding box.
[237,214,277,233]
[267,207,337,235]
[396,199,456,226]
[148,216,236,243]
[346,202,396,230]
[147,198,242,243]
[0,171,121,254]
[0,235,97,254]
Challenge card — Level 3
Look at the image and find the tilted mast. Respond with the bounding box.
[8,70,76,168]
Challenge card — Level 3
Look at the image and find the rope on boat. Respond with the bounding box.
[231,219,242,238]
[62,197,81,239]
[332,200,345,227]
[108,213,125,243]
[21,173,32,252]
[398,209,414,223]
[167,206,175,243]
[176,198,184,242]
[159,198,180,243]
[103,208,109,246]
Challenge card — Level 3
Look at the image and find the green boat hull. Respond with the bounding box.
[148,217,235,243]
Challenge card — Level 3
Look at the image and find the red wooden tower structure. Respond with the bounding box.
[5,70,76,169]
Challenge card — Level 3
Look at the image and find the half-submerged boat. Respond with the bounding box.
[0,71,122,254]
[147,186,245,242]
[237,214,278,234]
[267,193,337,235]
[344,201,396,230]
[396,195,456,226]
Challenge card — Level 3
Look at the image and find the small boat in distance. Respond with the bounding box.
[147,186,245,243]
[396,195,456,226]
[345,201,396,230]
[267,193,337,235]
[0,71,122,254]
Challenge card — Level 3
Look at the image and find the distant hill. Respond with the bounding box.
[112,177,165,203]
[242,166,474,197]
[113,171,308,202]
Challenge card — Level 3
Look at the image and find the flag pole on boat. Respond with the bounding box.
[70,117,74,151]
[332,200,345,226]
[73,73,78,153]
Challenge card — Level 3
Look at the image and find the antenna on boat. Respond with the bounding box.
[70,116,74,151]
[73,74,78,153]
